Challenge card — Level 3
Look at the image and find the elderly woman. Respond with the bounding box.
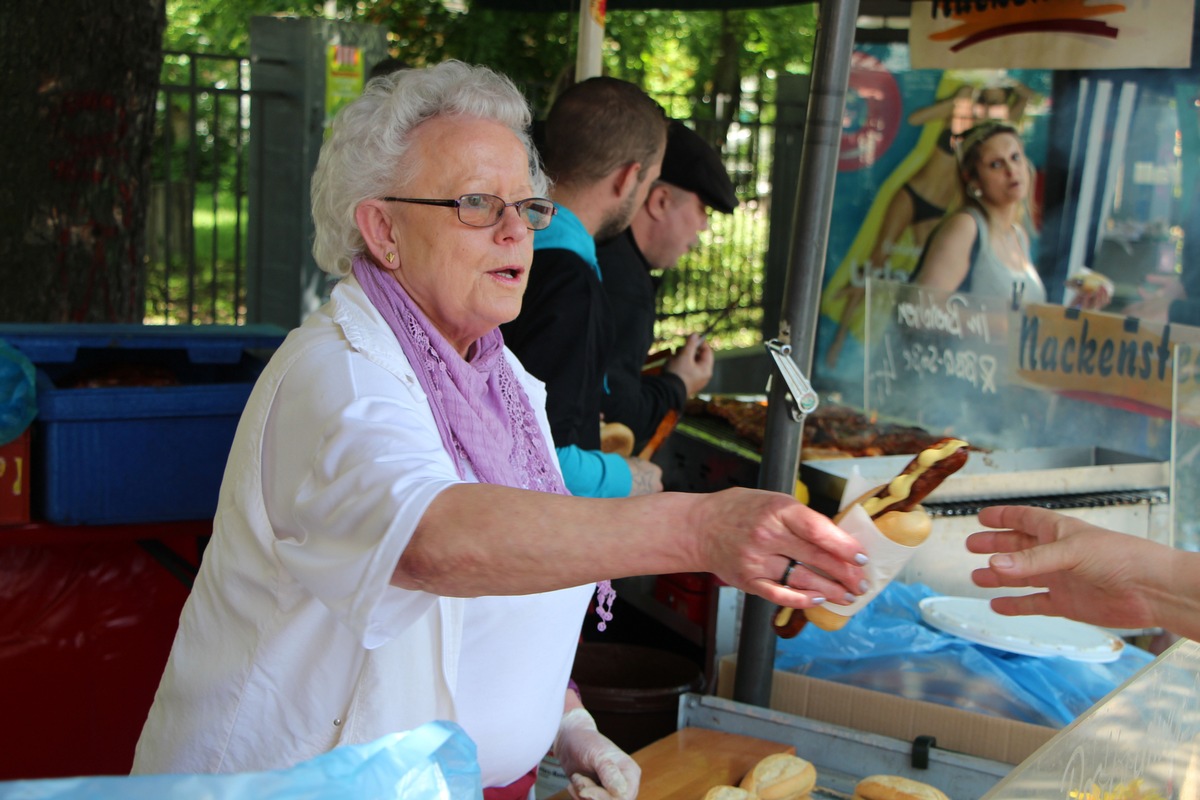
[131,61,868,800]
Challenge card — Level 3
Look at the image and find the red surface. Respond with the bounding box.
[653,574,712,626]
[0,430,31,525]
[0,523,202,779]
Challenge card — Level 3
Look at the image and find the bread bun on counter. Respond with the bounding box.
[853,774,951,800]
[703,786,754,800]
[739,752,817,800]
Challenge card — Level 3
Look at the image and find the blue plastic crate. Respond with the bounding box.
[0,324,286,525]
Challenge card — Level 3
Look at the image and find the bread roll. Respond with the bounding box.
[872,508,934,548]
[853,774,950,800]
[803,502,933,631]
[703,786,754,800]
[739,753,817,800]
[599,421,635,457]
[802,603,851,631]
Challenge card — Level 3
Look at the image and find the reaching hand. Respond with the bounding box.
[966,505,1176,632]
[554,708,640,800]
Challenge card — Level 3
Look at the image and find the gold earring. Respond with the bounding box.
[385,252,396,263]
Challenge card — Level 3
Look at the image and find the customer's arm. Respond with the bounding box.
[968,504,1200,640]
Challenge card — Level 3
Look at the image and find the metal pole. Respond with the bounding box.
[732,0,861,707]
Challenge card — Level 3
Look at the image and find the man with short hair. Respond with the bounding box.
[502,77,668,498]
[597,120,738,452]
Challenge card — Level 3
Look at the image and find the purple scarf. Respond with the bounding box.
[352,256,616,628]
[353,255,567,494]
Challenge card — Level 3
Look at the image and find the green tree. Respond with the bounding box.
[163,1,818,119]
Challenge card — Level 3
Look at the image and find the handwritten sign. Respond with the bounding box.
[864,279,1022,447]
[1010,304,1200,418]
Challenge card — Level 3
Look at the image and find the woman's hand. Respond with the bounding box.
[1065,270,1114,311]
[554,707,640,800]
[689,488,869,612]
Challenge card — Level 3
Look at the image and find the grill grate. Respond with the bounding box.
[925,488,1169,517]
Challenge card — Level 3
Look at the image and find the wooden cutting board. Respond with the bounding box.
[545,727,795,800]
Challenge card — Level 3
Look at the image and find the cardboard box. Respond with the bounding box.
[716,654,1055,765]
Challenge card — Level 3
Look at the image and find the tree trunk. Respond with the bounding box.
[0,0,166,323]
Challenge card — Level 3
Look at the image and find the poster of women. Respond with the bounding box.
[813,43,1051,399]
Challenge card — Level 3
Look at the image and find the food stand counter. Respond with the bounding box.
[604,639,1199,800]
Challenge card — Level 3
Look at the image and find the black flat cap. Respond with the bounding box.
[658,120,738,214]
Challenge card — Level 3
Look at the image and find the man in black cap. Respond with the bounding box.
[596,120,739,452]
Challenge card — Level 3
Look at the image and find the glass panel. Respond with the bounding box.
[1174,343,1200,552]
[982,639,1200,800]
[859,277,1180,459]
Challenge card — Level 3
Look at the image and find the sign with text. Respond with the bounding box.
[325,44,364,125]
[1011,304,1200,419]
[864,279,1025,450]
[909,1,1194,70]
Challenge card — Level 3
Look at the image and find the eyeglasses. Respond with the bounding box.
[382,193,557,231]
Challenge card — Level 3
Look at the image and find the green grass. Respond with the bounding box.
[144,185,246,325]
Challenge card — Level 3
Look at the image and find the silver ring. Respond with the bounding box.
[780,559,799,587]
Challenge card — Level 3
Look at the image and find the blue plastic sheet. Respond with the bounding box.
[0,341,35,446]
[0,721,482,800]
[775,582,1156,728]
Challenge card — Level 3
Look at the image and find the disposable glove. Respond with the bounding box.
[553,707,641,800]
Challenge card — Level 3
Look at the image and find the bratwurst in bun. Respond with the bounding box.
[774,437,969,636]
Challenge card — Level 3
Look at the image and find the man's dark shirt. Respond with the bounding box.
[596,229,687,450]
[502,247,614,450]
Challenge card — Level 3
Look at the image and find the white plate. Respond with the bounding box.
[919,596,1125,663]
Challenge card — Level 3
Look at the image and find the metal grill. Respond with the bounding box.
[926,488,1170,518]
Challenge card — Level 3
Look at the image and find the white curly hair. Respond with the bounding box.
[310,60,549,278]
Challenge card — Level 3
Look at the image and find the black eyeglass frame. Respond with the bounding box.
[382,193,557,231]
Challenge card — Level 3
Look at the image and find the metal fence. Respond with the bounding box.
[147,51,252,325]
[649,99,774,352]
[149,54,776,343]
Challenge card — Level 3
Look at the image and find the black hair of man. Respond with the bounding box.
[541,77,667,191]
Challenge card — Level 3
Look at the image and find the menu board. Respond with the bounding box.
[862,279,1175,457]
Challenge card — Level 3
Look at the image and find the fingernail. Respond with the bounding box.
[811,596,826,605]
[859,579,871,594]
[855,553,869,565]
[992,554,1014,568]
[844,592,857,604]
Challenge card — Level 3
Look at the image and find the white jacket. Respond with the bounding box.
[132,277,593,788]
